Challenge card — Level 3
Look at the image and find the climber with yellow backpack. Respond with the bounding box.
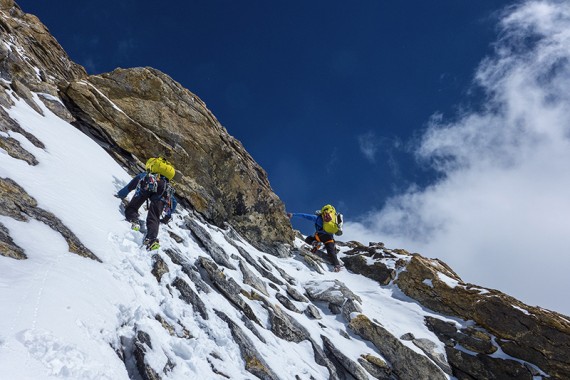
[116,157,178,251]
[288,204,344,272]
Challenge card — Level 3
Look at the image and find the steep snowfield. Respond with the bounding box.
[0,93,454,379]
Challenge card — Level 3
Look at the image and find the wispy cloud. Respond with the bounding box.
[357,131,379,163]
[345,0,570,316]
[325,147,340,174]
[357,131,402,165]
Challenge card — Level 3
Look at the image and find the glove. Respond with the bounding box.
[287,213,292,219]
[115,187,130,199]
[160,216,171,224]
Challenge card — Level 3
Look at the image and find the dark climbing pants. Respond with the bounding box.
[125,182,166,241]
[305,232,340,266]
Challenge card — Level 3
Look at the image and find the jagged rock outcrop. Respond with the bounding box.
[172,277,209,321]
[215,310,280,380]
[151,254,169,282]
[232,244,285,286]
[344,242,570,379]
[322,335,369,380]
[305,304,323,320]
[285,283,309,303]
[240,259,270,297]
[275,292,302,313]
[0,177,99,261]
[446,349,536,380]
[357,354,392,380]
[185,218,237,270]
[0,0,85,110]
[0,108,39,165]
[305,279,362,307]
[425,316,496,355]
[163,247,212,294]
[198,256,261,326]
[0,221,25,259]
[396,253,570,379]
[342,243,396,285]
[350,314,447,380]
[400,332,452,375]
[0,2,93,262]
[132,330,175,380]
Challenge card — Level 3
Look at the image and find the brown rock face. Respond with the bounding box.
[333,243,570,379]
[62,67,293,256]
[396,254,570,379]
[0,1,14,11]
[349,314,447,380]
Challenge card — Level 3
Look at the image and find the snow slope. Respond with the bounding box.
[0,91,461,379]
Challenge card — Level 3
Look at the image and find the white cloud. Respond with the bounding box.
[344,0,570,316]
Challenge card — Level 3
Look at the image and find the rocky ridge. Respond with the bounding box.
[342,241,570,379]
[1,2,570,379]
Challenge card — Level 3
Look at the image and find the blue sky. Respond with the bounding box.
[17,0,510,217]
[16,0,570,316]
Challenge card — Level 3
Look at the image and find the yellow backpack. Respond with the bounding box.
[145,157,176,181]
[321,204,341,234]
